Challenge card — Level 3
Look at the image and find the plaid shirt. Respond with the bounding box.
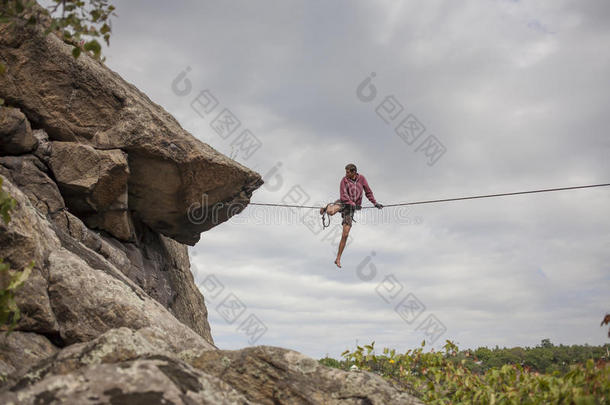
[339,173,378,207]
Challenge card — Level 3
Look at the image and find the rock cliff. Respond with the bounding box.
[0,8,423,405]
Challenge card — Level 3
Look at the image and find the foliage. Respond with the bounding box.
[319,356,343,370]
[602,314,610,339]
[327,340,610,404]
[0,177,33,333]
[0,259,33,333]
[0,177,15,224]
[0,0,117,69]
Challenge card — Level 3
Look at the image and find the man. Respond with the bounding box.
[320,163,383,268]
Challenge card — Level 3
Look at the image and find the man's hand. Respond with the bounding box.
[375,203,383,209]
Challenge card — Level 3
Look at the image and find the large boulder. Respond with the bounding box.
[0,107,38,154]
[5,327,209,389]
[186,346,423,405]
[48,141,134,241]
[0,332,58,378]
[0,154,64,216]
[1,357,253,405]
[0,12,263,245]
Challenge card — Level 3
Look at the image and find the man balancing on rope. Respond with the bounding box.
[320,163,383,268]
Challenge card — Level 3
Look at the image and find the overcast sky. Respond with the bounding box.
[98,0,609,359]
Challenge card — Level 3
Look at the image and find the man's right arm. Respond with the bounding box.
[339,178,356,207]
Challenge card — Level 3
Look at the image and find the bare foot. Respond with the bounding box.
[334,258,341,268]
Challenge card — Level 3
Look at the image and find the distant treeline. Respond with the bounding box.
[458,339,609,375]
[321,339,610,376]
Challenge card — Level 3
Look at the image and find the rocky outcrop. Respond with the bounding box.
[0,8,247,343]
[187,346,422,404]
[0,5,423,403]
[0,176,215,351]
[0,328,423,405]
[0,11,262,245]
[0,147,214,344]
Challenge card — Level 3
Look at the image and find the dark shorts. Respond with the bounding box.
[334,199,355,226]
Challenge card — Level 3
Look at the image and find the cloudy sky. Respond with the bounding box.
[97,0,609,358]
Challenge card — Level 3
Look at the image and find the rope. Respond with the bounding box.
[248,183,610,209]
[248,202,322,209]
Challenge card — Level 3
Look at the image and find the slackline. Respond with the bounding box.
[247,183,610,209]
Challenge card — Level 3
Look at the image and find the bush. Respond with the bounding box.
[0,178,33,333]
[337,340,609,404]
[319,356,344,370]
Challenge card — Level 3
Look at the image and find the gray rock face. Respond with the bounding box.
[0,107,38,154]
[0,16,263,245]
[0,332,58,378]
[0,145,214,344]
[0,176,215,352]
[7,327,206,389]
[2,357,254,405]
[99,227,214,343]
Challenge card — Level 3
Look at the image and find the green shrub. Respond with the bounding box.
[319,356,344,370]
[339,340,609,404]
[0,259,33,332]
[0,177,33,333]
[0,177,15,224]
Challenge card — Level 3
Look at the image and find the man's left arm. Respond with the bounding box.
[362,176,378,205]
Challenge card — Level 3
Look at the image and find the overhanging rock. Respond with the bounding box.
[0,14,262,245]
